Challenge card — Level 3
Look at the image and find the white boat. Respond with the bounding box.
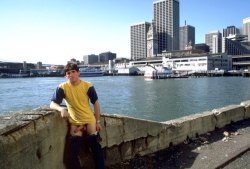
[79,67,104,77]
[144,65,173,79]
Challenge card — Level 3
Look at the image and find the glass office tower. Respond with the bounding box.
[153,0,180,53]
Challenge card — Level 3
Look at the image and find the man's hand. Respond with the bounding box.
[96,122,102,132]
[59,107,69,118]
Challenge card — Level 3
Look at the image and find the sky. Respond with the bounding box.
[0,0,249,65]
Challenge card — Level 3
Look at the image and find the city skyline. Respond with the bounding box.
[0,0,249,65]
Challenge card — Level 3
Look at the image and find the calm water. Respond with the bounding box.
[1,76,250,122]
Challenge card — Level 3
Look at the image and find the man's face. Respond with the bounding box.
[65,70,80,83]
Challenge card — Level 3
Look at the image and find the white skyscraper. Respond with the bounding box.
[243,17,250,42]
[130,22,151,60]
[205,31,222,54]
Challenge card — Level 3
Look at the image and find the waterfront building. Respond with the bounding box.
[23,61,27,72]
[130,22,151,60]
[99,51,116,63]
[83,54,99,65]
[221,25,250,55]
[205,31,222,54]
[162,53,232,72]
[232,54,250,70]
[153,0,180,52]
[179,24,195,50]
[36,62,43,69]
[0,61,62,77]
[162,48,206,59]
[115,52,233,74]
[115,57,162,72]
[222,34,250,55]
[243,17,250,42]
[67,58,81,65]
[0,61,35,74]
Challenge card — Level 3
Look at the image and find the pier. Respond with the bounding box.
[1,100,250,169]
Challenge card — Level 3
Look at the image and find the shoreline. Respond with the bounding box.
[0,71,249,78]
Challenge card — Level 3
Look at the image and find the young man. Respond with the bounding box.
[50,63,104,169]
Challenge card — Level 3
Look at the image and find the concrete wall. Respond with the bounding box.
[1,100,250,169]
[0,108,68,169]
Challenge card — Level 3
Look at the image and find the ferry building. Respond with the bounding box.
[162,53,232,72]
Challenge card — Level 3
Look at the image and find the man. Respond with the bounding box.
[50,63,104,169]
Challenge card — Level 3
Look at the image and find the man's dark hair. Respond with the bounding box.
[64,63,79,75]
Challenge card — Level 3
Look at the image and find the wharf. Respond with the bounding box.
[188,71,248,78]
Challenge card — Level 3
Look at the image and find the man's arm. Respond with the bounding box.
[50,101,69,118]
[93,100,102,131]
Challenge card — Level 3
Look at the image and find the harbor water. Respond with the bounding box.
[1,76,250,122]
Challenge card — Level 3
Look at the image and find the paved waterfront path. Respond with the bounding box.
[107,119,250,169]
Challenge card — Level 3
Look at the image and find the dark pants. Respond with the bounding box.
[69,134,104,169]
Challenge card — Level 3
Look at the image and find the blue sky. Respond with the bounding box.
[0,0,249,65]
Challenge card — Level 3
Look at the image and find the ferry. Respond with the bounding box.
[79,67,104,77]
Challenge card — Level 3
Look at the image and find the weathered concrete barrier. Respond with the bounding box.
[0,108,68,169]
[1,100,250,169]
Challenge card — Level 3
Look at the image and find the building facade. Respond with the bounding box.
[162,53,232,72]
[243,17,250,42]
[153,0,180,53]
[205,31,222,54]
[179,25,195,50]
[99,52,116,63]
[222,34,250,55]
[83,54,99,65]
[130,22,151,60]
[232,54,250,70]
[223,26,240,38]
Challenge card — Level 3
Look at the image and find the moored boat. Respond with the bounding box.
[79,67,104,77]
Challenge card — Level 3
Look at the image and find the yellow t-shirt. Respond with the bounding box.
[58,80,96,125]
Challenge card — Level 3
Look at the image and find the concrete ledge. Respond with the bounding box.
[1,100,250,169]
[213,104,245,128]
[241,100,250,119]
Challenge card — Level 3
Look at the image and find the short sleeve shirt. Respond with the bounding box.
[51,80,98,125]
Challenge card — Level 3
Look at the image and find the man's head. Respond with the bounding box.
[64,63,79,75]
[64,63,80,84]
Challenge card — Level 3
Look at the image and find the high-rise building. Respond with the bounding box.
[83,54,99,65]
[223,26,240,38]
[99,52,116,63]
[179,25,195,50]
[205,31,222,54]
[130,22,151,60]
[243,17,250,42]
[153,0,180,53]
[36,62,42,69]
